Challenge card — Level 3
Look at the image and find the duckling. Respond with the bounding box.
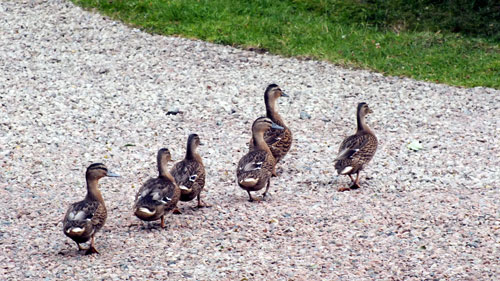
[238,117,284,201]
[334,102,378,191]
[134,148,181,228]
[249,84,293,176]
[170,134,207,209]
[62,163,120,255]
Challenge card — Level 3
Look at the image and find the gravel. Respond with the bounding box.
[1,1,499,280]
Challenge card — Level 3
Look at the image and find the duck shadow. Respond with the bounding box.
[127,222,166,231]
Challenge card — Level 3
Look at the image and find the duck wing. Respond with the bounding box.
[63,200,106,234]
[335,133,378,164]
[135,177,178,207]
[170,160,205,193]
[237,150,273,180]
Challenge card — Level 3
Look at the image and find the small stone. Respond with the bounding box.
[466,241,479,248]
[166,108,180,115]
[407,140,423,151]
[300,111,311,119]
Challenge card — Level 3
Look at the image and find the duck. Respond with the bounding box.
[249,84,292,176]
[134,148,181,228]
[62,163,120,255]
[334,102,378,191]
[238,117,284,201]
[170,134,207,209]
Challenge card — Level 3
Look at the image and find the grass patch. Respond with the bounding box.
[72,0,500,88]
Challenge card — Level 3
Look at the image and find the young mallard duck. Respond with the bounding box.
[249,84,293,176]
[238,117,284,201]
[334,102,378,191]
[134,148,181,228]
[62,163,120,255]
[170,134,207,209]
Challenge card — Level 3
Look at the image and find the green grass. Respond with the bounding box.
[73,0,500,89]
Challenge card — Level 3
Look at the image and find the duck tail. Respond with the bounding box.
[134,207,156,219]
[65,227,85,236]
[179,185,193,194]
[238,177,258,188]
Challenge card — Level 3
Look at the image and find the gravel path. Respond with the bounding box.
[1,1,499,280]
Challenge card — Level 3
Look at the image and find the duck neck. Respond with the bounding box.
[85,178,104,203]
[186,142,202,163]
[158,159,175,182]
[158,160,169,177]
[356,112,371,134]
[265,96,285,127]
[253,131,272,154]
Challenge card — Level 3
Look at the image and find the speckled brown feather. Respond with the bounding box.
[334,103,378,182]
[63,199,107,244]
[62,163,115,251]
[134,177,180,221]
[238,117,281,200]
[261,124,293,163]
[249,84,292,164]
[236,150,275,192]
[335,132,378,175]
[171,159,205,202]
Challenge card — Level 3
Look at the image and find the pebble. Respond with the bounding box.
[300,111,312,119]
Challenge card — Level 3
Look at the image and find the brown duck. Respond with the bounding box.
[62,163,120,254]
[334,102,378,191]
[238,117,284,201]
[134,148,180,228]
[170,134,207,209]
[249,84,292,176]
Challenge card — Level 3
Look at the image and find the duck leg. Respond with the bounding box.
[196,194,210,208]
[172,208,182,214]
[349,172,361,190]
[348,174,355,183]
[160,215,165,228]
[262,179,271,199]
[247,191,254,202]
[85,234,99,255]
[338,186,350,192]
[271,167,278,177]
[338,174,354,192]
[76,242,87,251]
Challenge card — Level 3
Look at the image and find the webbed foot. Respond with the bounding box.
[349,183,360,190]
[262,191,272,201]
[85,246,99,255]
[247,191,255,202]
[196,201,211,208]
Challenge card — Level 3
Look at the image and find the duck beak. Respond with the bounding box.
[281,92,289,97]
[199,142,205,146]
[106,171,120,177]
[368,108,374,114]
[271,122,284,130]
